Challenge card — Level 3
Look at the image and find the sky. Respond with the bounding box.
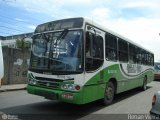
[0,0,160,61]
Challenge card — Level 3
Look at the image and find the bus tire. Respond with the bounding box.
[142,76,147,91]
[103,81,115,105]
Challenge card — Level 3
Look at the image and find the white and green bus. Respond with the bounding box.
[27,17,154,105]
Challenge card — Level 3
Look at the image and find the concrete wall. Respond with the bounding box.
[2,47,30,85]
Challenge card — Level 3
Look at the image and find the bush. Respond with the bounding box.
[16,39,31,49]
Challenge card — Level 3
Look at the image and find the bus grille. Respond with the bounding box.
[35,77,62,89]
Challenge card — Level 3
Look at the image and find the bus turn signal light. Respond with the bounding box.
[75,85,80,90]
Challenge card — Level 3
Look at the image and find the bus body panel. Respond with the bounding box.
[27,62,154,104]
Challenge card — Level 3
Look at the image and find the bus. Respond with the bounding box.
[0,40,4,87]
[27,17,154,105]
[154,62,160,80]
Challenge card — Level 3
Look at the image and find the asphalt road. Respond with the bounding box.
[0,81,160,120]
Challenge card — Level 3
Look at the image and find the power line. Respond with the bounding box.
[0,16,36,31]
[0,31,13,36]
[0,15,37,32]
[0,2,74,25]
[0,1,85,37]
[0,29,32,37]
[0,29,21,35]
[0,14,37,25]
[1,0,16,2]
[0,24,33,37]
[0,0,84,22]
[0,8,47,23]
[0,25,26,32]
[0,13,44,32]
[0,21,26,30]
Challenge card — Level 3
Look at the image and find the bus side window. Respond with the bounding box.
[118,39,128,63]
[94,35,103,59]
[85,31,104,71]
[105,33,117,61]
[136,48,142,64]
[129,44,137,64]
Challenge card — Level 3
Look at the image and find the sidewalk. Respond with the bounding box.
[0,84,27,92]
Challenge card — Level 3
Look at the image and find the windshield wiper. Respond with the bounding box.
[57,29,68,40]
[54,29,68,48]
[49,29,68,58]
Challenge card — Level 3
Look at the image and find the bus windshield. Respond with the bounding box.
[30,29,83,73]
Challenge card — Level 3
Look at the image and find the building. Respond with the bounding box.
[0,33,33,85]
[1,33,33,48]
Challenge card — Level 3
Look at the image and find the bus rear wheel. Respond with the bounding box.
[103,81,115,105]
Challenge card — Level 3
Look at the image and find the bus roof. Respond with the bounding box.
[34,17,153,54]
[83,17,154,54]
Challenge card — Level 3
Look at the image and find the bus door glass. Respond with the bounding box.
[85,25,104,72]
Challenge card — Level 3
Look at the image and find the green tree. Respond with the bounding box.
[16,38,31,49]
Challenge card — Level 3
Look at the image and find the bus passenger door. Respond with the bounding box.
[84,25,105,102]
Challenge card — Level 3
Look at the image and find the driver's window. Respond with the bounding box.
[85,31,104,71]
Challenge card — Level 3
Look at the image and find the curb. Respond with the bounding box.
[0,87,26,93]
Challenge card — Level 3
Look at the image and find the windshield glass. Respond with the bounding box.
[30,30,83,73]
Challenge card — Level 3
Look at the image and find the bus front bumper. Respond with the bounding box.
[27,85,83,104]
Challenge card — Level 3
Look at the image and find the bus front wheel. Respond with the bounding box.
[103,81,115,105]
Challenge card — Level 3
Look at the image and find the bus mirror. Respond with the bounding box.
[87,26,96,35]
[87,26,92,30]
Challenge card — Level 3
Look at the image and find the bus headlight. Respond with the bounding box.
[68,84,74,90]
[28,79,36,85]
[61,84,81,91]
[32,80,37,85]
[28,79,32,84]
[63,84,68,89]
